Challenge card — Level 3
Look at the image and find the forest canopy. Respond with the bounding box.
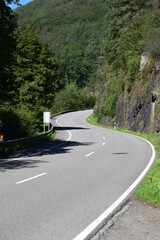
[0,0,96,139]
[0,0,63,139]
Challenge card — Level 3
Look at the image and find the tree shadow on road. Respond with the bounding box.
[54,126,90,131]
[0,137,94,171]
[0,159,48,172]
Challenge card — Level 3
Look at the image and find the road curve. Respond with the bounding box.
[0,110,155,240]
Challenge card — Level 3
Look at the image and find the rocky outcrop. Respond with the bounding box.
[99,55,160,135]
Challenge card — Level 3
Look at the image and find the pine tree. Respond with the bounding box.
[104,0,152,68]
[13,27,63,109]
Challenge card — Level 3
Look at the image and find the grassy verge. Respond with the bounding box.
[86,114,160,207]
[0,130,56,155]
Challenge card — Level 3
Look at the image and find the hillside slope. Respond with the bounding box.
[16,0,160,134]
[16,0,107,51]
[16,0,109,87]
[94,0,160,135]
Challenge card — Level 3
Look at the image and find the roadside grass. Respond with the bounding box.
[86,114,160,207]
[0,130,56,155]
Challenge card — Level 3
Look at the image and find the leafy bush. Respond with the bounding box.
[0,103,45,140]
[52,83,95,113]
[95,73,123,120]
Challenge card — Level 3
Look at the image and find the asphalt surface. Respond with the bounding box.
[0,110,153,240]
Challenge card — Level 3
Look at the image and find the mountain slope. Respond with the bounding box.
[16,0,110,87]
[94,0,160,134]
[16,0,108,52]
[16,0,160,134]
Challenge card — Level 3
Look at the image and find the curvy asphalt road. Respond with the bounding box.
[0,110,154,240]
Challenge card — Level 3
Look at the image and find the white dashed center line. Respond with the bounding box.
[85,152,94,157]
[16,173,47,184]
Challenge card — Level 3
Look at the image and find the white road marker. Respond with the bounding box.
[72,136,155,240]
[1,157,27,164]
[56,116,72,141]
[103,137,106,139]
[85,152,94,157]
[102,142,105,146]
[16,173,47,184]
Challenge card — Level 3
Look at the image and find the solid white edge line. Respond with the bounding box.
[72,136,155,240]
[16,173,47,184]
[56,115,72,141]
[85,152,94,157]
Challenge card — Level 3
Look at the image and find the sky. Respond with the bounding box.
[9,0,33,10]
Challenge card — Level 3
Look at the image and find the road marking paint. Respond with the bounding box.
[0,157,27,164]
[102,142,105,146]
[2,115,72,163]
[16,173,47,184]
[72,137,155,240]
[56,116,72,142]
[103,137,105,139]
[85,152,94,157]
[44,115,73,151]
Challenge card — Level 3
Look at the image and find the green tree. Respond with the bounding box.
[95,0,156,119]
[104,0,152,71]
[0,0,19,101]
[59,43,92,87]
[52,82,95,113]
[13,27,63,109]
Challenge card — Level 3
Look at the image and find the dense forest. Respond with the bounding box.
[95,0,160,134]
[95,0,160,117]
[16,0,109,88]
[15,0,160,134]
[0,0,95,140]
[0,0,62,139]
[1,0,160,139]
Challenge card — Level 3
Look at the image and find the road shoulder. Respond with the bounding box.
[99,196,160,240]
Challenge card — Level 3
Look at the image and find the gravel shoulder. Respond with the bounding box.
[99,196,160,240]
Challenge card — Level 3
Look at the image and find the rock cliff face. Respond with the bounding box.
[99,55,160,135]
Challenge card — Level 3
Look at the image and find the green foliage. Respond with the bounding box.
[0,129,56,154]
[94,65,124,120]
[16,0,108,50]
[103,77,123,118]
[86,114,100,127]
[0,103,36,140]
[16,0,109,88]
[104,1,151,73]
[13,27,63,108]
[16,105,43,135]
[0,0,18,102]
[58,43,92,87]
[1,1,64,139]
[136,162,160,206]
[95,0,160,122]
[52,82,95,113]
[135,131,160,207]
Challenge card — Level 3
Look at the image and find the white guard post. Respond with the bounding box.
[43,112,51,132]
